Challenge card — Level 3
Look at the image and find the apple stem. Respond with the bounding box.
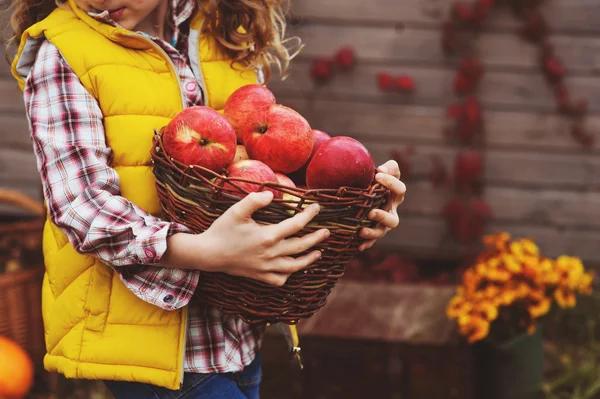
[258,125,268,134]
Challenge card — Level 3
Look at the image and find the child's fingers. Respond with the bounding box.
[260,272,292,287]
[376,173,406,196]
[377,160,401,179]
[226,191,274,220]
[267,203,321,239]
[358,239,376,252]
[275,228,330,257]
[368,209,399,229]
[271,250,322,275]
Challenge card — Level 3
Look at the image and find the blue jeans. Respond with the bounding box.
[105,352,262,399]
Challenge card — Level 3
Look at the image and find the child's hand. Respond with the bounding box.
[358,160,406,252]
[201,191,329,286]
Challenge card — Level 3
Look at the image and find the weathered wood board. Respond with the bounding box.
[1,0,599,265]
[270,0,600,264]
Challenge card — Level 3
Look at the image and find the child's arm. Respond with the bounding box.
[159,191,328,287]
[25,41,329,296]
[24,41,199,310]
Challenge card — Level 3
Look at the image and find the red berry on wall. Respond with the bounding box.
[333,46,356,71]
[454,150,483,193]
[452,2,474,24]
[543,56,565,83]
[377,72,394,91]
[396,75,415,92]
[446,103,464,120]
[459,57,484,83]
[519,10,548,42]
[310,57,333,83]
[454,72,472,94]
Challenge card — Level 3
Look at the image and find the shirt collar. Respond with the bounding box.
[87,0,196,46]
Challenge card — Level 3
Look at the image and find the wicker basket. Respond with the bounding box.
[151,131,389,325]
[0,190,46,361]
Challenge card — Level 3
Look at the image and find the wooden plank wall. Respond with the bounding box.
[269,0,600,264]
[0,17,42,215]
[0,1,599,263]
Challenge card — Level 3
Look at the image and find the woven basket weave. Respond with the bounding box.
[151,130,389,324]
[0,190,45,362]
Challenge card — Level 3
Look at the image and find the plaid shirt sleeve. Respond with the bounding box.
[23,40,199,310]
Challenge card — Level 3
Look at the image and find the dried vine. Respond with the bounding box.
[437,0,594,245]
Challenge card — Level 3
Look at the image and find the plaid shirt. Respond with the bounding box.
[23,0,263,373]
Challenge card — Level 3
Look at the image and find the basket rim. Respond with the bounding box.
[151,129,388,200]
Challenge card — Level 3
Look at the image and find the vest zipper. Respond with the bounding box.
[187,20,210,106]
[125,32,188,110]
[123,32,188,386]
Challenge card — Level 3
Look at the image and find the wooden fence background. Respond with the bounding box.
[1,0,600,264]
[270,0,600,265]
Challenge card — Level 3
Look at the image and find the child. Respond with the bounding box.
[8,0,407,396]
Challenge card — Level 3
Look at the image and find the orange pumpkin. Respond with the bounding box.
[0,336,34,399]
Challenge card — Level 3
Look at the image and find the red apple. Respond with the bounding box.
[221,159,281,199]
[224,84,276,143]
[288,129,331,186]
[233,145,249,163]
[275,173,297,188]
[306,136,375,189]
[162,106,236,172]
[241,104,314,174]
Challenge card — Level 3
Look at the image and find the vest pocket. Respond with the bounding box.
[85,261,113,332]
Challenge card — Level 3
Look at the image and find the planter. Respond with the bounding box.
[475,328,543,399]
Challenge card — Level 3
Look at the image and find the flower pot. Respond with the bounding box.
[475,327,543,399]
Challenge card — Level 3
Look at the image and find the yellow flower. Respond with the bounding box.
[520,239,540,256]
[447,295,472,319]
[483,232,511,251]
[475,302,498,321]
[487,268,512,283]
[510,241,525,259]
[556,256,584,289]
[515,282,532,298]
[502,253,522,273]
[578,272,594,295]
[482,285,500,300]
[449,233,592,344]
[555,287,576,308]
[528,296,551,319]
[495,290,516,307]
[458,315,490,343]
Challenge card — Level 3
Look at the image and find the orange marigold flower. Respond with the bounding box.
[483,232,511,251]
[475,302,498,321]
[487,268,512,283]
[520,239,540,256]
[482,285,500,299]
[528,297,551,319]
[449,233,592,344]
[502,253,522,273]
[556,256,584,289]
[495,290,516,307]
[447,295,472,319]
[579,272,594,295]
[458,315,490,343]
[555,287,576,308]
[515,282,532,298]
[510,241,526,259]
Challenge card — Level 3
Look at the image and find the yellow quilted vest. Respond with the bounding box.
[11,0,257,389]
